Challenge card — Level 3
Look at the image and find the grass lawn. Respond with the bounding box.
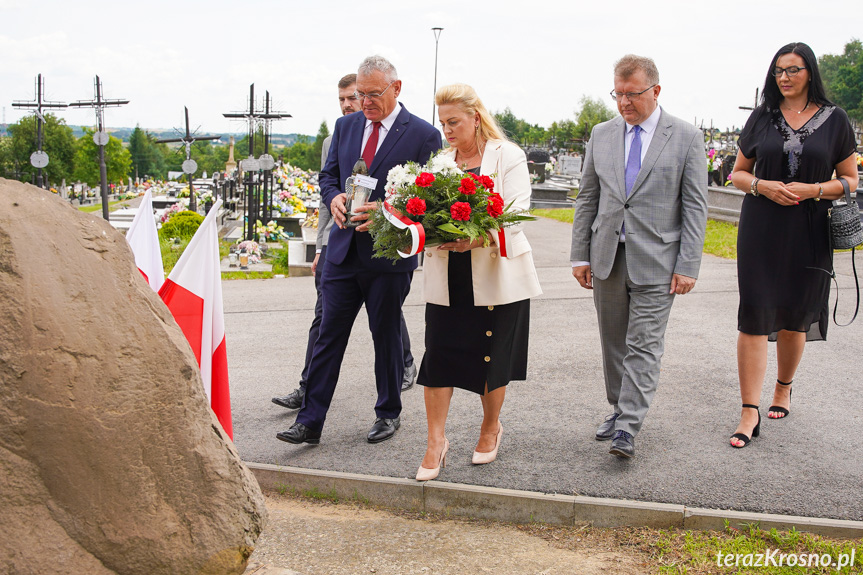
[532,208,738,259]
[78,200,129,213]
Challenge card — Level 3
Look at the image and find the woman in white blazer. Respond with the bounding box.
[415,84,542,481]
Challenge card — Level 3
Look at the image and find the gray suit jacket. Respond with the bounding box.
[316,135,335,251]
[570,109,708,284]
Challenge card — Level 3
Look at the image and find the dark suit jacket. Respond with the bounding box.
[320,103,442,273]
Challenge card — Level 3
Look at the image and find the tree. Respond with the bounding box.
[129,125,168,180]
[6,113,76,185]
[575,96,615,144]
[72,127,132,186]
[494,107,530,143]
[820,39,863,123]
[284,136,317,171]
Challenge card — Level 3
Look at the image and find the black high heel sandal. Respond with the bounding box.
[768,379,793,419]
[730,404,761,448]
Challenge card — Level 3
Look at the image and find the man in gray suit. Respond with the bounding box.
[570,54,708,459]
[272,73,417,410]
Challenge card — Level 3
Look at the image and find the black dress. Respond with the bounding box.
[737,105,857,341]
[417,169,531,395]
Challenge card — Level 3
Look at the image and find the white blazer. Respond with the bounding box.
[423,139,543,306]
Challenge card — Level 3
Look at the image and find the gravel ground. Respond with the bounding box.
[245,493,646,575]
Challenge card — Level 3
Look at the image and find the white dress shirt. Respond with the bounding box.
[360,102,402,156]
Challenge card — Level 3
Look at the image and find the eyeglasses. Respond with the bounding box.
[610,85,657,102]
[354,80,396,101]
[772,66,806,78]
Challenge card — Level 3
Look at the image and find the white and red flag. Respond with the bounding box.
[125,189,164,292]
[158,199,232,439]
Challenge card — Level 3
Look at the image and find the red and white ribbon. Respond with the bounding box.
[382,201,426,258]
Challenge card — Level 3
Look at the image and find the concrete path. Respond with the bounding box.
[223,217,863,522]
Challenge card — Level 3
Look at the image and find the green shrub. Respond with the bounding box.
[270,242,290,275]
[159,210,204,240]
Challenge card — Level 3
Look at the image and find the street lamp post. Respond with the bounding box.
[431,27,443,123]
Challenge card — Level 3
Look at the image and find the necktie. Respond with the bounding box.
[625,125,642,196]
[362,121,382,168]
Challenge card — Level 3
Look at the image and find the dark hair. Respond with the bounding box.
[337,74,357,90]
[761,42,832,110]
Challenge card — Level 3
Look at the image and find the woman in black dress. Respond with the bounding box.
[729,42,859,448]
[415,84,542,480]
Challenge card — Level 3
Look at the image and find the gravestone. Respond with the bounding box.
[559,155,582,176]
[525,148,550,184]
[0,178,266,575]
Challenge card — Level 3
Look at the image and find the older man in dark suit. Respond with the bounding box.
[277,55,441,445]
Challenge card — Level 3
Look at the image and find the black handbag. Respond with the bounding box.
[826,177,861,325]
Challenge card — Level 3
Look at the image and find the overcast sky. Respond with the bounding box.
[1,0,859,140]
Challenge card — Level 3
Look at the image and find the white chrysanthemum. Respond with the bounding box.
[386,164,413,193]
[430,153,460,175]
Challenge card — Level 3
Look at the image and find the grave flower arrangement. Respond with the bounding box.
[369,152,534,261]
[255,219,288,242]
[275,189,307,216]
[159,200,189,224]
[233,240,262,264]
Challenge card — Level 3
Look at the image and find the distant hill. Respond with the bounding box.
[66,125,311,147]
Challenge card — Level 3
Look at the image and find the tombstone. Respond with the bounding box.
[559,155,582,176]
[525,148,550,184]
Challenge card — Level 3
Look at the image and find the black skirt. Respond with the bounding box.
[418,251,530,395]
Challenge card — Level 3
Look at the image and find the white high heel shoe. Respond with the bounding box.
[472,423,503,465]
[416,438,449,481]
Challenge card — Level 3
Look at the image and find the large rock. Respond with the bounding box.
[0,179,266,574]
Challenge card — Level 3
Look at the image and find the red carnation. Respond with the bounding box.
[405,197,426,216]
[468,172,481,181]
[487,193,504,218]
[450,201,472,221]
[458,177,477,195]
[479,175,494,190]
[415,172,435,187]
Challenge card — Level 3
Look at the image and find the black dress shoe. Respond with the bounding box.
[595,412,620,441]
[401,364,417,391]
[276,422,321,445]
[272,387,305,410]
[367,417,400,443]
[609,430,635,458]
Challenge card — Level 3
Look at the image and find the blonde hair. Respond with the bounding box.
[435,83,507,146]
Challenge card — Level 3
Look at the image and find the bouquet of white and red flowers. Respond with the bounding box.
[369,152,534,261]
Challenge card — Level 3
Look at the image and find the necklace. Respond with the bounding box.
[456,142,485,167]
[782,99,810,114]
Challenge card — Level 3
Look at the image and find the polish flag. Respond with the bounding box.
[158,199,232,440]
[125,189,164,292]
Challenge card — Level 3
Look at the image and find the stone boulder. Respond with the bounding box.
[0,179,266,574]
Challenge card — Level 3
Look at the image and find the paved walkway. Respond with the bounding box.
[223,217,863,522]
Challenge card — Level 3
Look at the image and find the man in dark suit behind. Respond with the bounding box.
[277,55,442,445]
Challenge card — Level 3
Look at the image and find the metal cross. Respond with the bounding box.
[156,107,221,212]
[12,73,68,189]
[223,84,291,241]
[68,76,129,221]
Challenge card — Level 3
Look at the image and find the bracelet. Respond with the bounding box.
[750,177,760,197]
[815,184,823,201]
